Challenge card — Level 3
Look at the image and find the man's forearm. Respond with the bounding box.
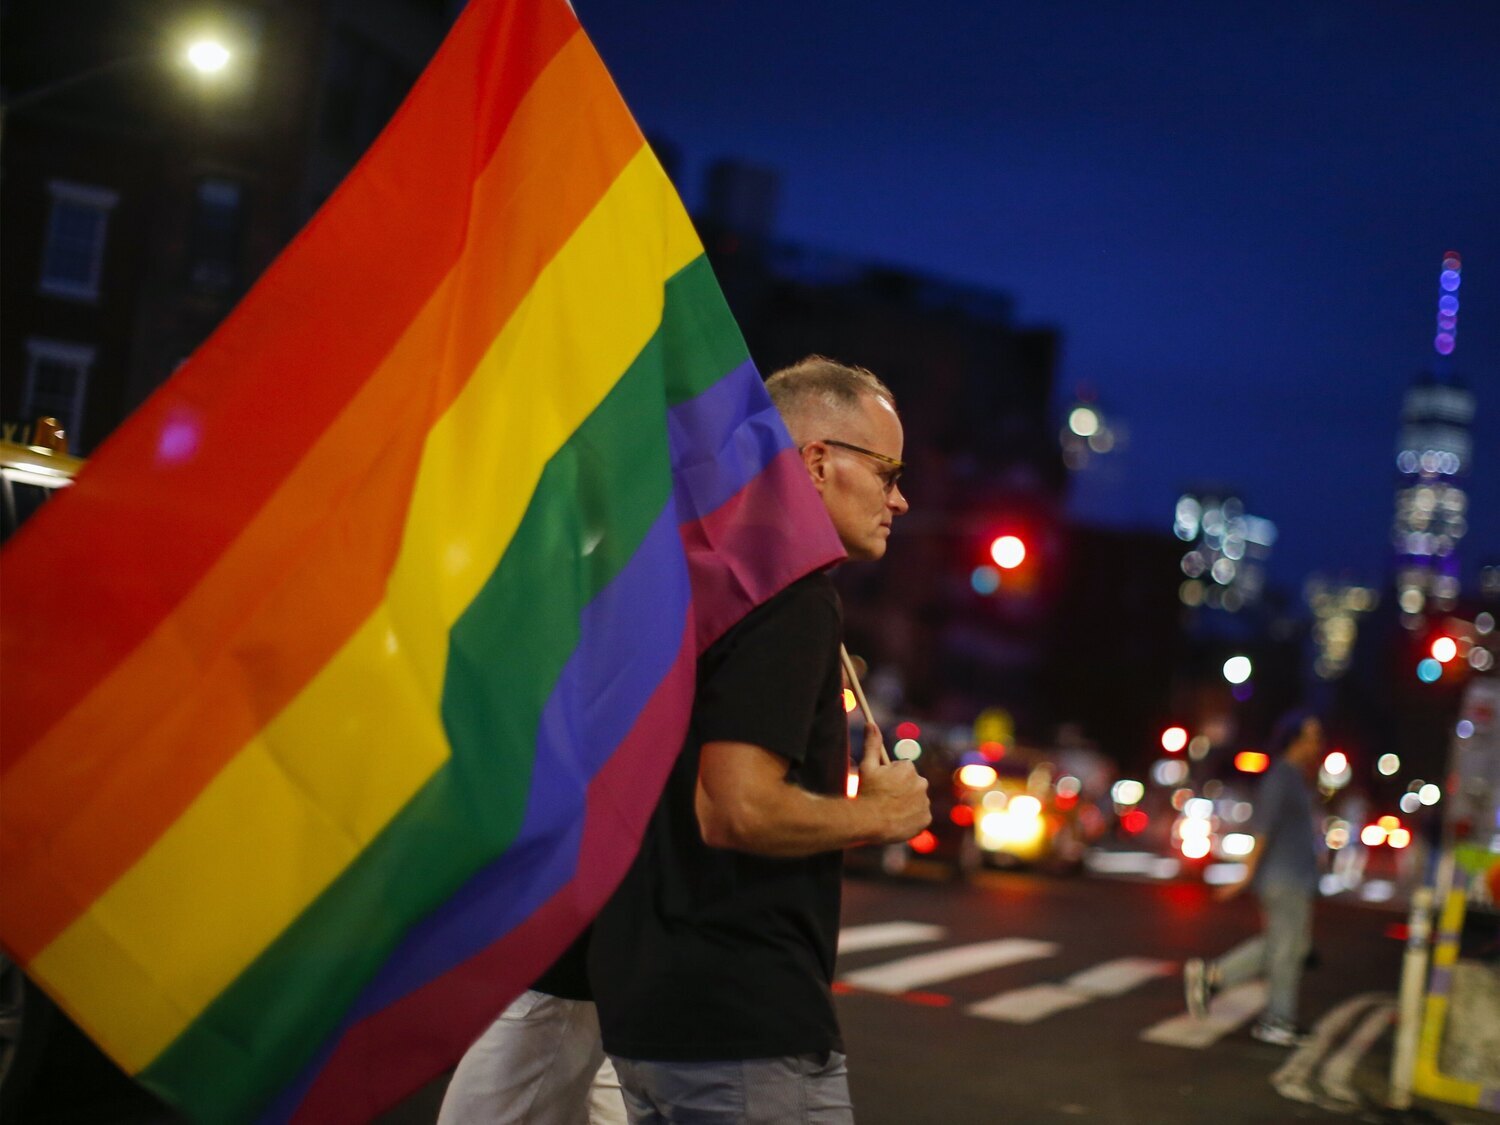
[696,778,904,858]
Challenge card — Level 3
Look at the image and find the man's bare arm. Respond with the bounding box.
[1214,835,1263,901]
[695,724,931,858]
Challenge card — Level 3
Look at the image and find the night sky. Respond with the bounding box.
[576,0,1500,598]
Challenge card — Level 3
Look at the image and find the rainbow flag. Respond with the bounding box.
[0,1,845,1119]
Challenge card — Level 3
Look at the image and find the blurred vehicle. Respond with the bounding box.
[954,748,1110,874]
[848,727,1112,878]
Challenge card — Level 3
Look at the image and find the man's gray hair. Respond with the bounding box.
[764,356,895,426]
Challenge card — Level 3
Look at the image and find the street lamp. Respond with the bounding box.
[185,38,233,76]
[0,34,235,141]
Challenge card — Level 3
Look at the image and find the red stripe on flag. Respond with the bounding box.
[683,447,840,653]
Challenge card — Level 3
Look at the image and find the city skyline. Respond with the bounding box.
[577,0,1500,599]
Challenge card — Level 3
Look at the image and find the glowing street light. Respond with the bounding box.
[2,29,239,141]
[1222,655,1252,684]
[185,38,232,75]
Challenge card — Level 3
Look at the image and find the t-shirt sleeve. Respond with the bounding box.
[694,580,840,767]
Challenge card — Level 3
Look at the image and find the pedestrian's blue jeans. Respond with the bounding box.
[610,1052,854,1124]
[1213,880,1313,1024]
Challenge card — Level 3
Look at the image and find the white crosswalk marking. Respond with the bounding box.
[838,920,1392,1079]
[967,982,1085,1023]
[968,957,1174,1023]
[1272,993,1386,1107]
[1319,1000,1395,1106]
[1139,981,1267,1048]
[837,922,947,954]
[840,938,1058,994]
[1067,957,1177,997]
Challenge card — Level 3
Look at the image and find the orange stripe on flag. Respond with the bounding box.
[0,34,645,964]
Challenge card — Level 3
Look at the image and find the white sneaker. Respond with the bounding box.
[1251,1018,1309,1047]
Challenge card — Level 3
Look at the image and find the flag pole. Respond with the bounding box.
[840,644,890,765]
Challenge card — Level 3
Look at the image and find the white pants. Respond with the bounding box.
[438,990,627,1125]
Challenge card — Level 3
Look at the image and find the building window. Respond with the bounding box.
[320,26,418,161]
[189,177,245,293]
[39,181,118,302]
[22,339,95,449]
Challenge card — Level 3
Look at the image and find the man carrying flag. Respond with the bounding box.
[591,356,931,1123]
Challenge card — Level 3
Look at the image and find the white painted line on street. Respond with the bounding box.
[837,922,947,955]
[840,938,1058,994]
[966,954,1176,1026]
[1318,998,1395,1106]
[969,958,1176,1024]
[1271,993,1384,1108]
[1139,981,1266,1048]
[1067,957,1176,997]
[968,983,1087,1023]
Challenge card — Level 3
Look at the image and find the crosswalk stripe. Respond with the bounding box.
[840,938,1058,994]
[1139,981,1267,1048]
[967,957,1175,1023]
[967,982,1087,1023]
[1272,993,1385,1107]
[1319,1000,1395,1106]
[837,922,947,955]
[1066,957,1177,997]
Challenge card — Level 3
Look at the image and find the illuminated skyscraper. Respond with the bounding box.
[1392,253,1476,621]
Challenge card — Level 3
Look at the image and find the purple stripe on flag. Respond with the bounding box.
[668,357,795,521]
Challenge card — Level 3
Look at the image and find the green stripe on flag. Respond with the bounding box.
[139,256,748,1122]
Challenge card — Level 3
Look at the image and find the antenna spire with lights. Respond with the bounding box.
[1433,250,1461,374]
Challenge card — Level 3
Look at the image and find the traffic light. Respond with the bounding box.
[970,531,1037,596]
[989,535,1026,569]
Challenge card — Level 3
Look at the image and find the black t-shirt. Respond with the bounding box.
[532,928,592,1001]
[590,571,848,1061]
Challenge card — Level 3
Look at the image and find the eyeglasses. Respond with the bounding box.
[820,439,905,494]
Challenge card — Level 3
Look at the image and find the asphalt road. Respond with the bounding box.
[385,862,1494,1125]
[832,866,1408,1124]
[13,865,1495,1125]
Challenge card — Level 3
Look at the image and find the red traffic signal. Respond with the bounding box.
[989,535,1026,569]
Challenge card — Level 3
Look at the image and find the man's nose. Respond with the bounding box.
[888,484,909,515]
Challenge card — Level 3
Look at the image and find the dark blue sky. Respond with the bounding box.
[577,0,1499,597]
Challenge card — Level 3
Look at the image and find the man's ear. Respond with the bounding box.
[799,439,830,492]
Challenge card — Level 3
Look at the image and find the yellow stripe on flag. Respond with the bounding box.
[30,147,702,1071]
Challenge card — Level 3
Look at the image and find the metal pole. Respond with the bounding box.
[1389,882,1434,1109]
